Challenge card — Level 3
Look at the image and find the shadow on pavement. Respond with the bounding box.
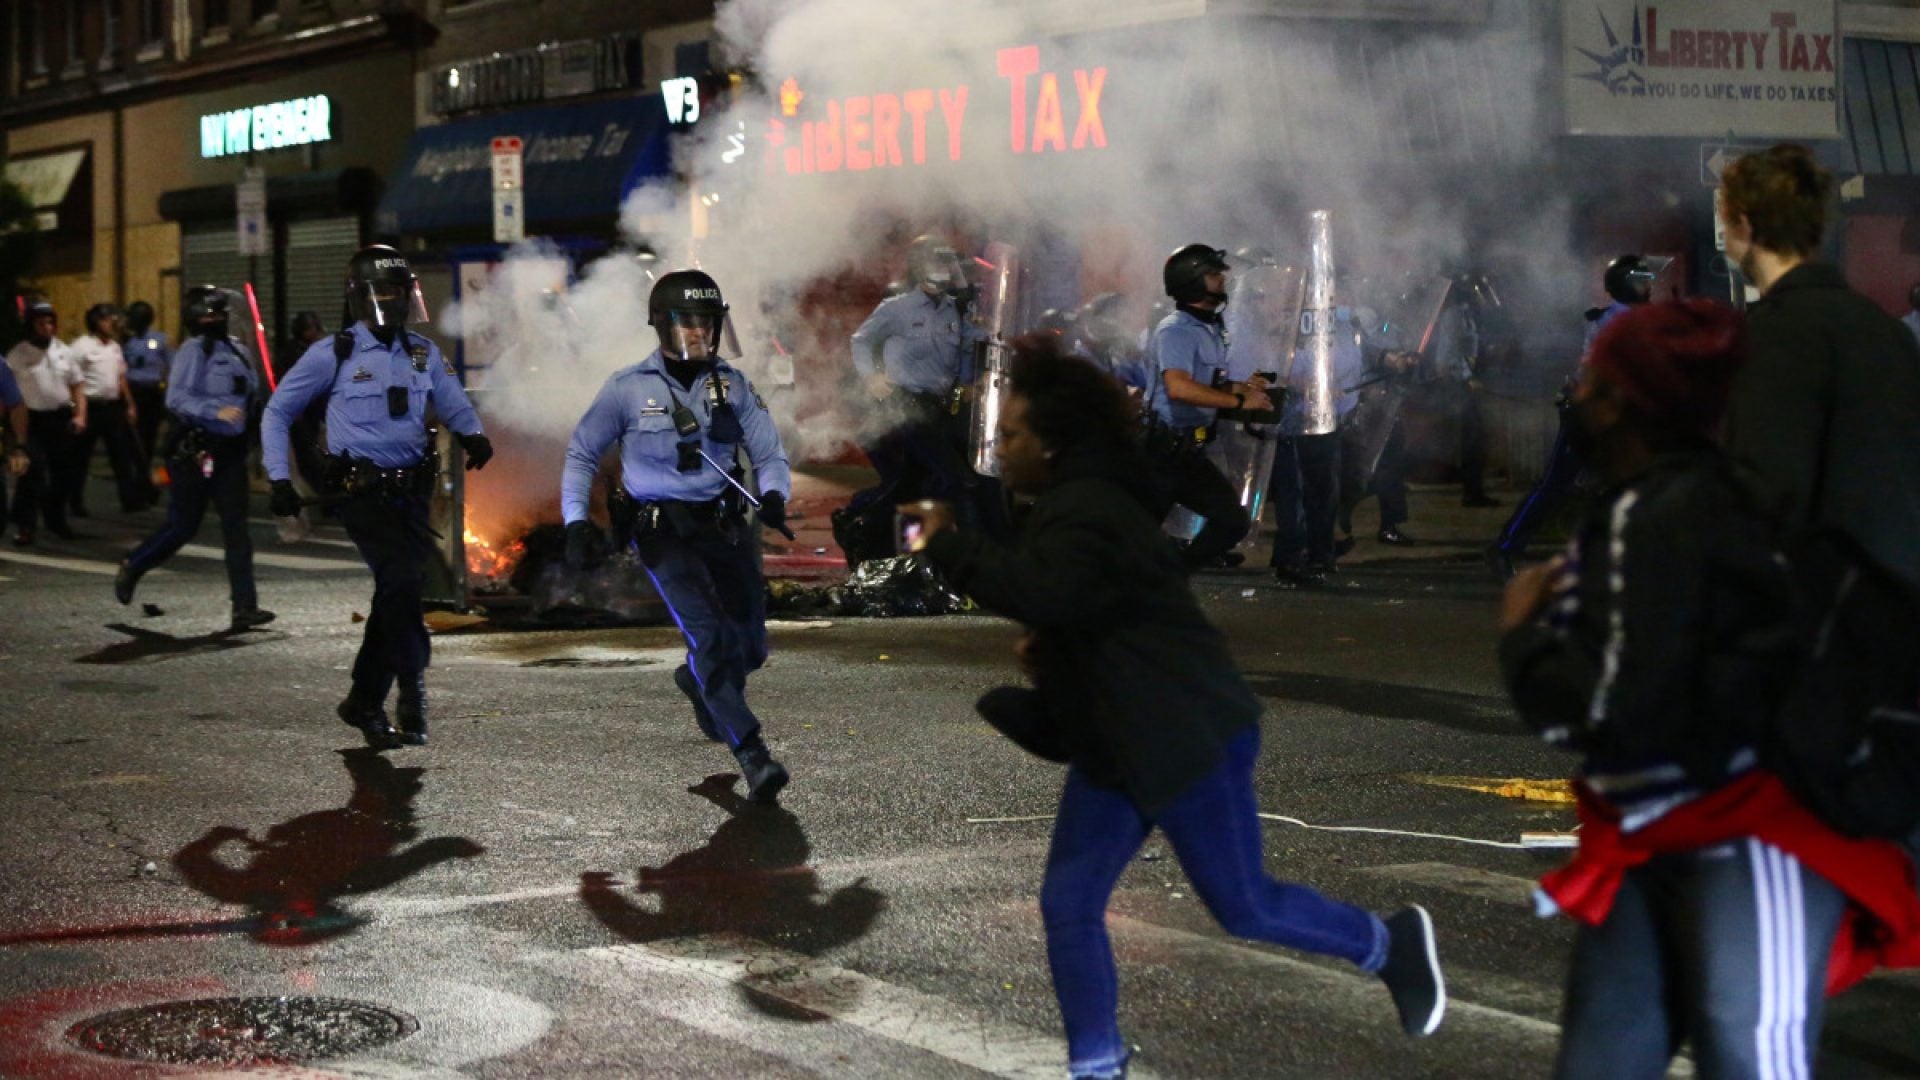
[170,748,483,945]
[580,773,887,1020]
[1243,669,1521,736]
[75,623,286,666]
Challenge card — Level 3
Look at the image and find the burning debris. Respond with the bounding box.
[768,555,973,618]
[465,527,528,593]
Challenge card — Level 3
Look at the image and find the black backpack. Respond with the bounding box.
[1761,528,1920,839]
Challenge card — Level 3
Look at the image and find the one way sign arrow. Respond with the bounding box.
[1700,142,1766,187]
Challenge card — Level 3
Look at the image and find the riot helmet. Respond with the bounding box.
[1163,244,1231,306]
[346,244,430,331]
[648,269,731,363]
[84,302,122,339]
[183,285,232,339]
[125,300,154,335]
[1075,292,1133,352]
[24,299,55,346]
[907,234,966,297]
[1603,254,1656,305]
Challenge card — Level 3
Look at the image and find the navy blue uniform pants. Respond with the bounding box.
[338,493,433,702]
[127,437,256,610]
[641,524,768,750]
[847,393,1005,534]
[70,397,153,511]
[11,409,75,536]
[1042,727,1387,1078]
[1269,433,1341,570]
[1496,409,1584,559]
[129,382,167,482]
[1553,837,1844,1080]
[1145,438,1248,566]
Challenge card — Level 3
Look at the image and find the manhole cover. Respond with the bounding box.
[68,995,417,1065]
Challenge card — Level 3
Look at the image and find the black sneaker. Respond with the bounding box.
[1271,565,1325,589]
[338,695,402,751]
[229,607,276,632]
[1334,535,1357,559]
[1379,906,1446,1037]
[1377,526,1416,546]
[114,561,142,605]
[674,664,723,742]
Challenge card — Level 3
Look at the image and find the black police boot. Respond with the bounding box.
[732,735,790,806]
[674,664,723,742]
[394,675,428,747]
[229,607,276,632]
[114,560,143,605]
[337,691,402,751]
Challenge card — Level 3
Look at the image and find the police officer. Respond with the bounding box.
[561,270,794,805]
[69,303,152,514]
[832,235,987,563]
[1072,292,1150,395]
[121,300,171,492]
[116,287,274,631]
[1143,244,1273,568]
[261,246,494,750]
[6,300,87,544]
[1489,254,1652,579]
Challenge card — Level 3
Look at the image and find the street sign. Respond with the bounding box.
[1699,142,1767,188]
[490,136,524,190]
[491,136,524,244]
[493,188,524,244]
[236,167,268,256]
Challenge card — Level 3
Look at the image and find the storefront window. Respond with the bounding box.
[21,0,49,76]
[139,0,166,45]
[101,0,120,60]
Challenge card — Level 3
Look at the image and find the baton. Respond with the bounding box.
[244,283,276,392]
[696,448,797,539]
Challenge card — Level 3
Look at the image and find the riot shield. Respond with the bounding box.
[1208,263,1305,548]
[1345,274,1452,485]
[1291,211,1341,436]
[968,241,1020,477]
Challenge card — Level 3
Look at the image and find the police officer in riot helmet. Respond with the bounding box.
[261,245,493,751]
[116,286,273,630]
[561,269,796,805]
[1142,244,1273,569]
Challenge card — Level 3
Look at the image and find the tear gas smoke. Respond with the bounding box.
[447,1,1586,537]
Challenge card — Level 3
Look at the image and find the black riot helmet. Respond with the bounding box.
[1163,243,1231,306]
[125,300,155,335]
[906,234,965,296]
[1603,254,1656,305]
[648,269,731,363]
[346,244,430,331]
[183,285,232,337]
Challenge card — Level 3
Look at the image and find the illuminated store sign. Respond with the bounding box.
[764,45,1108,176]
[200,96,334,159]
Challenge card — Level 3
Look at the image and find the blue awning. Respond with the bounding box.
[375,95,672,236]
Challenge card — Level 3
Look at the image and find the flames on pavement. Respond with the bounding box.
[464,525,526,588]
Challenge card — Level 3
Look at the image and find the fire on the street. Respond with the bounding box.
[465,527,525,585]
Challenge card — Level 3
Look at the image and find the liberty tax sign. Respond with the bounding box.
[1563,0,1839,138]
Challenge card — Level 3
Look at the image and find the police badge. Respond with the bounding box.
[408,342,430,373]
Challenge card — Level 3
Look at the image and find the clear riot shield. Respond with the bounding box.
[1292,211,1342,436]
[1207,264,1305,549]
[1345,275,1453,485]
[968,241,1021,477]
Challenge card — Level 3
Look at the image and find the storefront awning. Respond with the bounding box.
[375,95,671,236]
[4,148,88,232]
[1840,37,1920,177]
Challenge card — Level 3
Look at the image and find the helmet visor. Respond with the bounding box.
[660,309,727,361]
[356,279,431,328]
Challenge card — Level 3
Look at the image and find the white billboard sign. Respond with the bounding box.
[1563,0,1840,138]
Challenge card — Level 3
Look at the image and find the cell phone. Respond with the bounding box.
[895,499,950,554]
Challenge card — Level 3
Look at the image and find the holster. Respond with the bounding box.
[323,449,438,501]
[631,496,740,566]
[1141,419,1214,459]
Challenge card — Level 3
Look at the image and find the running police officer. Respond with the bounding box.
[261,246,494,750]
[1143,244,1273,568]
[1489,254,1652,579]
[121,300,171,490]
[561,270,794,805]
[833,235,987,563]
[116,287,274,631]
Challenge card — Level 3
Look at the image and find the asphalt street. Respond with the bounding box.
[1,499,1918,1079]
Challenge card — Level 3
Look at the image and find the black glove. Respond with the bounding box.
[269,480,301,518]
[459,433,494,470]
[757,492,796,541]
[564,520,604,571]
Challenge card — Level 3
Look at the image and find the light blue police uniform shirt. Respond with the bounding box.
[123,330,170,387]
[849,290,982,395]
[1901,309,1919,347]
[0,361,21,409]
[1146,309,1231,429]
[561,350,791,524]
[166,336,258,438]
[261,323,482,481]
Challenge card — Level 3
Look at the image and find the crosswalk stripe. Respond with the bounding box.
[579,936,1079,1079]
[178,543,361,571]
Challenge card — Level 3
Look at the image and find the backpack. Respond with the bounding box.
[1761,527,1920,839]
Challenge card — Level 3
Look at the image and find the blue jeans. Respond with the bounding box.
[1041,727,1387,1077]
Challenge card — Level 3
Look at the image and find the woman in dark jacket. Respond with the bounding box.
[918,334,1444,1079]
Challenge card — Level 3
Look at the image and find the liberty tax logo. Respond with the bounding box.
[1575,5,1649,96]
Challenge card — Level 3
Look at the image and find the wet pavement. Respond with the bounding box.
[1,481,1917,1078]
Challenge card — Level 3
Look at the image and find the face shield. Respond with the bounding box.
[355,278,432,329]
[656,309,731,363]
[915,247,964,295]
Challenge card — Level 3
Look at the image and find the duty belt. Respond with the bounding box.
[324,452,437,499]
[1144,418,1216,454]
[167,426,243,462]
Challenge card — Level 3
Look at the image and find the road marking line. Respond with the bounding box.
[583,936,1078,1080]
[249,520,360,548]
[1358,861,1538,908]
[0,550,153,576]
[178,543,361,571]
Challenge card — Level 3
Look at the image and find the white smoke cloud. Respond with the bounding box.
[448,1,1588,536]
